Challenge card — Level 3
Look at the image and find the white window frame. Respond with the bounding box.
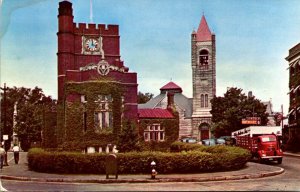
[94,94,112,130]
[144,124,165,142]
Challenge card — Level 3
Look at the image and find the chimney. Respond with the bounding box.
[248,91,253,98]
[167,92,175,111]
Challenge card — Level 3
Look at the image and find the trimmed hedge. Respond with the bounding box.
[28,146,251,174]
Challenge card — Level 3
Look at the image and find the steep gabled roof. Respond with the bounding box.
[138,94,166,109]
[138,93,193,118]
[138,108,174,119]
[196,15,212,42]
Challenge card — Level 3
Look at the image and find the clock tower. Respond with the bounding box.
[57,1,138,130]
[191,15,216,140]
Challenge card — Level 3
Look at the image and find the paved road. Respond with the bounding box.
[0,152,299,191]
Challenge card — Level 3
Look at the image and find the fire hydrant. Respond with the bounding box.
[150,161,157,179]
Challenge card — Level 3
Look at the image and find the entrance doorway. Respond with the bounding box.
[199,123,210,140]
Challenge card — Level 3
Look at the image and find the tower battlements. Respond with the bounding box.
[58,1,119,36]
[74,23,119,36]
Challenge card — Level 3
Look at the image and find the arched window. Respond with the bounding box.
[205,94,208,108]
[199,49,209,67]
[201,94,204,108]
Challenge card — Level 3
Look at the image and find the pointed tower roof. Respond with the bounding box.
[160,81,182,94]
[196,15,212,42]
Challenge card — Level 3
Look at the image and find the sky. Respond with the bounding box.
[1,0,300,115]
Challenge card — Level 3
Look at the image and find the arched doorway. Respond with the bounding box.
[199,123,210,140]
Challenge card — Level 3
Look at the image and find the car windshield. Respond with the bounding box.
[261,136,276,142]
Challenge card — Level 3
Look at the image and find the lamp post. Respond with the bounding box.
[0,83,9,166]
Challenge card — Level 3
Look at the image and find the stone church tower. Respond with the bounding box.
[191,15,216,140]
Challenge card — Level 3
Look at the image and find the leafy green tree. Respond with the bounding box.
[273,112,283,126]
[210,87,268,137]
[1,86,55,151]
[138,91,154,104]
[117,121,140,152]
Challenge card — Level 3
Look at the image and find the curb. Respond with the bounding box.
[0,168,284,183]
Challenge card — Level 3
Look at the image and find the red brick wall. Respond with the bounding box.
[57,1,137,121]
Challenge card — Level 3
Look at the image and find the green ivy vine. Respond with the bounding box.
[57,79,125,151]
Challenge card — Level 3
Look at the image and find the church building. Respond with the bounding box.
[191,15,216,140]
[139,15,216,141]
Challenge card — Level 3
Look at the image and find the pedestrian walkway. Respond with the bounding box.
[0,152,290,184]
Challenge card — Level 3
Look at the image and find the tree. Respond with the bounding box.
[273,112,283,126]
[138,91,154,104]
[117,121,140,152]
[210,87,268,137]
[1,86,55,151]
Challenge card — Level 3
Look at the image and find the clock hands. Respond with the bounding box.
[85,38,99,52]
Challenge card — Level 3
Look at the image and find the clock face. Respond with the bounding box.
[85,38,99,52]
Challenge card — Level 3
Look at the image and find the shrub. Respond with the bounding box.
[28,146,250,174]
[170,141,206,152]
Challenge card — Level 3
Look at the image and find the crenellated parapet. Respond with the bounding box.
[74,23,119,36]
[57,0,137,120]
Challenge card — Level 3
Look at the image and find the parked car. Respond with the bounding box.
[201,138,226,146]
[219,136,235,145]
[201,139,216,146]
[219,136,232,141]
[216,138,226,145]
[180,137,198,143]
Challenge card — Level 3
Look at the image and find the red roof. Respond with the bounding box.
[160,81,182,92]
[196,15,212,42]
[138,109,174,119]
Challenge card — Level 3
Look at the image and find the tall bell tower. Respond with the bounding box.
[191,15,216,140]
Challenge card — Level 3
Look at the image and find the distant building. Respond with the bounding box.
[139,82,192,139]
[286,43,300,144]
[139,15,216,141]
[262,100,276,126]
[138,92,179,144]
[248,90,281,127]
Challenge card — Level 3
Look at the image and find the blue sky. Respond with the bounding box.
[1,0,300,115]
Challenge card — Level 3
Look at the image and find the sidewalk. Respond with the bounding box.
[0,152,288,184]
[283,151,300,157]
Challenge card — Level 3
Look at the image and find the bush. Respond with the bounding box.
[170,141,206,152]
[28,146,250,174]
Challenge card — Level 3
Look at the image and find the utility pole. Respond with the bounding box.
[0,83,9,166]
